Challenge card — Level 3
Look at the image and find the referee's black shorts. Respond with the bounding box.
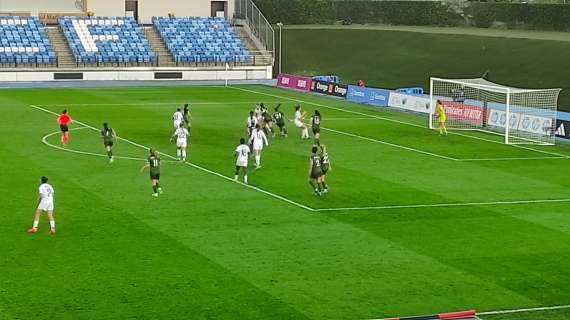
[60,124,69,132]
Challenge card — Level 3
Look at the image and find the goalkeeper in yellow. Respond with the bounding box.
[436,100,448,136]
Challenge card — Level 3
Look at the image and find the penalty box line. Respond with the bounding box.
[30,104,316,212]
[314,198,570,213]
[39,101,282,107]
[229,86,569,161]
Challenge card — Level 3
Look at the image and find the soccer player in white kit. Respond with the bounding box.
[172,108,184,129]
[234,138,251,184]
[294,105,310,139]
[28,176,56,235]
[249,124,269,169]
[170,123,190,161]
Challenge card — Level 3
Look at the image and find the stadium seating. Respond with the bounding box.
[153,17,251,65]
[0,17,56,66]
[60,16,156,65]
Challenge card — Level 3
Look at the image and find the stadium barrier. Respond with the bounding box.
[555,119,570,139]
[275,73,570,141]
[310,79,348,98]
[276,73,312,92]
[347,85,390,107]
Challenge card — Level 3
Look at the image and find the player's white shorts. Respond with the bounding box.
[294,120,303,128]
[37,200,54,212]
[236,159,248,167]
[176,139,187,148]
[253,142,264,151]
[173,120,182,129]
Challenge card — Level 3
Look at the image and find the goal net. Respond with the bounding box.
[429,77,561,145]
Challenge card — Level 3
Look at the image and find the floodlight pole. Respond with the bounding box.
[276,22,283,74]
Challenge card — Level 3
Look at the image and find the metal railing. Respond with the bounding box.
[234,0,275,65]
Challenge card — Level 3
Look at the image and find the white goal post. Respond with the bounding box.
[429,77,561,145]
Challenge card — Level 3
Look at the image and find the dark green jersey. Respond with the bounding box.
[321,152,330,171]
[148,155,160,174]
[310,154,323,178]
[262,111,271,122]
[312,115,321,128]
[273,111,285,125]
[101,128,114,143]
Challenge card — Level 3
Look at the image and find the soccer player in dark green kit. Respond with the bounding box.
[311,110,322,144]
[320,144,331,193]
[101,122,116,163]
[273,104,288,137]
[140,148,163,197]
[308,146,325,196]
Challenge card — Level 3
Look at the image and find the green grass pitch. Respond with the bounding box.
[1,84,570,320]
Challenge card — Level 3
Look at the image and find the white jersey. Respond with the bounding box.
[38,183,54,211]
[249,129,268,150]
[172,111,184,122]
[294,110,303,127]
[246,116,258,130]
[172,111,184,128]
[235,144,251,167]
[174,127,189,148]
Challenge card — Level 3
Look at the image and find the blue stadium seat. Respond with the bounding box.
[153,17,250,65]
[0,17,56,65]
[60,16,156,65]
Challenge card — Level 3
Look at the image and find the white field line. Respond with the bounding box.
[39,101,282,107]
[325,117,376,121]
[322,127,458,161]
[458,156,567,161]
[30,104,315,212]
[41,127,178,162]
[455,130,570,159]
[229,86,570,161]
[314,198,570,212]
[479,304,570,316]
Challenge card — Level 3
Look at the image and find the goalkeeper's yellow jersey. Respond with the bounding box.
[437,103,446,122]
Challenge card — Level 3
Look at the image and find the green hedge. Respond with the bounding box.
[482,3,570,31]
[253,0,463,26]
[254,0,570,31]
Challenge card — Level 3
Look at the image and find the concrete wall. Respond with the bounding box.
[85,0,125,17]
[138,0,234,24]
[0,0,235,23]
[0,0,83,15]
[0,66,272,81]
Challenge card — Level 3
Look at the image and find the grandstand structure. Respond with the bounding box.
[0,0,273,81]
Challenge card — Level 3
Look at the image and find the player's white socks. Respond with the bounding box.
[177,149,181,159]
[181,150,186,160]
[49,220,55,230]
[32,220,39,228]
[244,175,248,184]
[234,175,238,181]
[302,128,309,139]
[255,155,261,167]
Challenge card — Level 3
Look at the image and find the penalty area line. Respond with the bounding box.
[30,104,315,212]
[314,198,570,212]
[322,127,458,161]
[478,304,570,316]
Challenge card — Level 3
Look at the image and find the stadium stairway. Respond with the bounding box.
[235,26,261,53]
[143,26,176,67]
[45,27,76,68]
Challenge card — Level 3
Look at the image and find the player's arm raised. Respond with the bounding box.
[140,163,150,173]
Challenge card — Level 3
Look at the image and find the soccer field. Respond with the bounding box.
[2,84,570,319]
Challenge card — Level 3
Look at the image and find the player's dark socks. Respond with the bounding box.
[322,182,328,190]
[152,185,158,193]
[309,181,317,189]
